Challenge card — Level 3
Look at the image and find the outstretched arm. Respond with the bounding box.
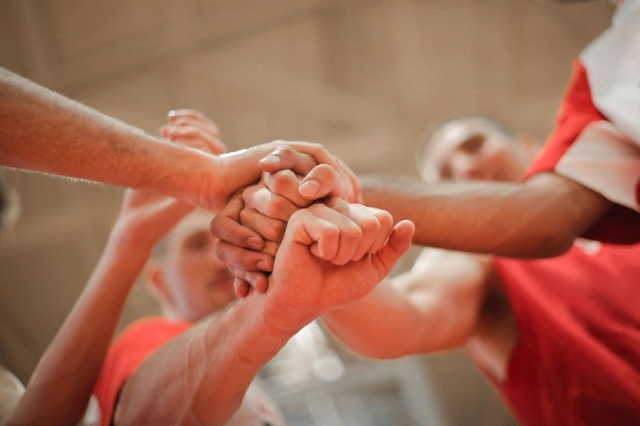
[361,172,611,258]
[6,114,225,426]
[320,248,492,359]
[0,69,357,212]
[114,202,413,426]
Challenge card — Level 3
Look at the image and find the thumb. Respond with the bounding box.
[371,220,415,278]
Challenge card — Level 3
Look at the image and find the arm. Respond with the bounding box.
[7,114,225,426]
[114,202,413,426]
[362,172,611,258]
[0,69,218,208]
[7,193,194,426]
[321,249,492,359]
[212,172,498,360]
[0,69,356,211]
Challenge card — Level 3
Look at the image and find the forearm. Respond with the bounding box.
[8,231,152,426]
[321,283,437,360]
[115,292,301,426]
[361,173,610,258]
[0,68,219,208]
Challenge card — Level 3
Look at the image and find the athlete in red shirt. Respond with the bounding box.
[356,1,640,258]
[219,116,640,424]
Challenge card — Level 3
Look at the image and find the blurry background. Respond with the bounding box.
[0,0,613,424]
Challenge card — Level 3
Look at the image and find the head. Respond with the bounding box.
[147,209,237,322]
[0,176,20,236]
[418,117,538,183]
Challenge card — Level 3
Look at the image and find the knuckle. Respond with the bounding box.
[344,223,363,241]
[360,215,380,234]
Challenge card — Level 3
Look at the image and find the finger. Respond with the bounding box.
[166,115,221,140]
[243,184,300,222]
[337,158,363,203]
[210,194,265,250]
[371,220,415,278]
[168,109,219,132]
[263,170,311,208]
[215,240,274,273]
[234,278,250,298]
[161,128,214,153]
[324,199,383,261]
[261,240,280,258]
[161,125,227,155]
[230,270,270,294]
[259,145,318,176]
[270,141,341,171]
[239,206,287,243]
[298,164,342,200]
[294,204,362,265]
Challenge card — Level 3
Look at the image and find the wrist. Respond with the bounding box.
[188,152,224,212]
[106,222,155,258]
[256,291,317,338]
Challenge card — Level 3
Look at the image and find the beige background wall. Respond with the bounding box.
[0,0,613,424]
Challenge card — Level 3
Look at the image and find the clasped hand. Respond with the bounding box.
[212,154,414,324]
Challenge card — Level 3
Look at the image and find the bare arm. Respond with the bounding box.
[321,249,492,359]
[361,172,611,258]
[7,193,194,426]
[0,69,357,211]
[0,68,223,208]
[115,202,413,426]
[6,114,227,426]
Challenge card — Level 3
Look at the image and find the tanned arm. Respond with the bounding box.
[361,172,611,258]
[0,69,357,212]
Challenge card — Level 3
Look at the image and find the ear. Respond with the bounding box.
[516,134,540,163]
[146,259,173,306]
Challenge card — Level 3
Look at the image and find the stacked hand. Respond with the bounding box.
[213,161,359,293]
[212,155,414,328]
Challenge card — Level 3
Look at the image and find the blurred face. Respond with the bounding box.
[534,0,596,3]
[422,120,527,183]
[158,210,237,322]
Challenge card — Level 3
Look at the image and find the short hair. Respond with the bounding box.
[418,116,516,181]
[426,116,515,145]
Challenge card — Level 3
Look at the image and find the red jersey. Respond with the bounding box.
[493,242,640,425]
[525,1,640,243]
[93,318,192,426]
[93,317,286,426]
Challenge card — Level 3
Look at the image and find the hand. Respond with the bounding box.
[161,109,227,155]
[209,142,361,212]
[263,202,415,333]
[212,162,351,250]
[212,165,353,295]
[113,109,226,250]
[259,145,362,203]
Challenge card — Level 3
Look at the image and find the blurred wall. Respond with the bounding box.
[0,0,613,424]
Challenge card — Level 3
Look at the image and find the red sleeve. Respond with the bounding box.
[93,318,192,426]
[525,60,640,244]
[525,60,607,178]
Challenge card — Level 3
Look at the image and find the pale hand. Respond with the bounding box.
[263,202,415,332]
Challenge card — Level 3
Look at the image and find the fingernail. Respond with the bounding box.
[246,237,263,250]
[300,180,320,197]
[168,110,176,117]
[261,154,281,166]
[257,260,272,272]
